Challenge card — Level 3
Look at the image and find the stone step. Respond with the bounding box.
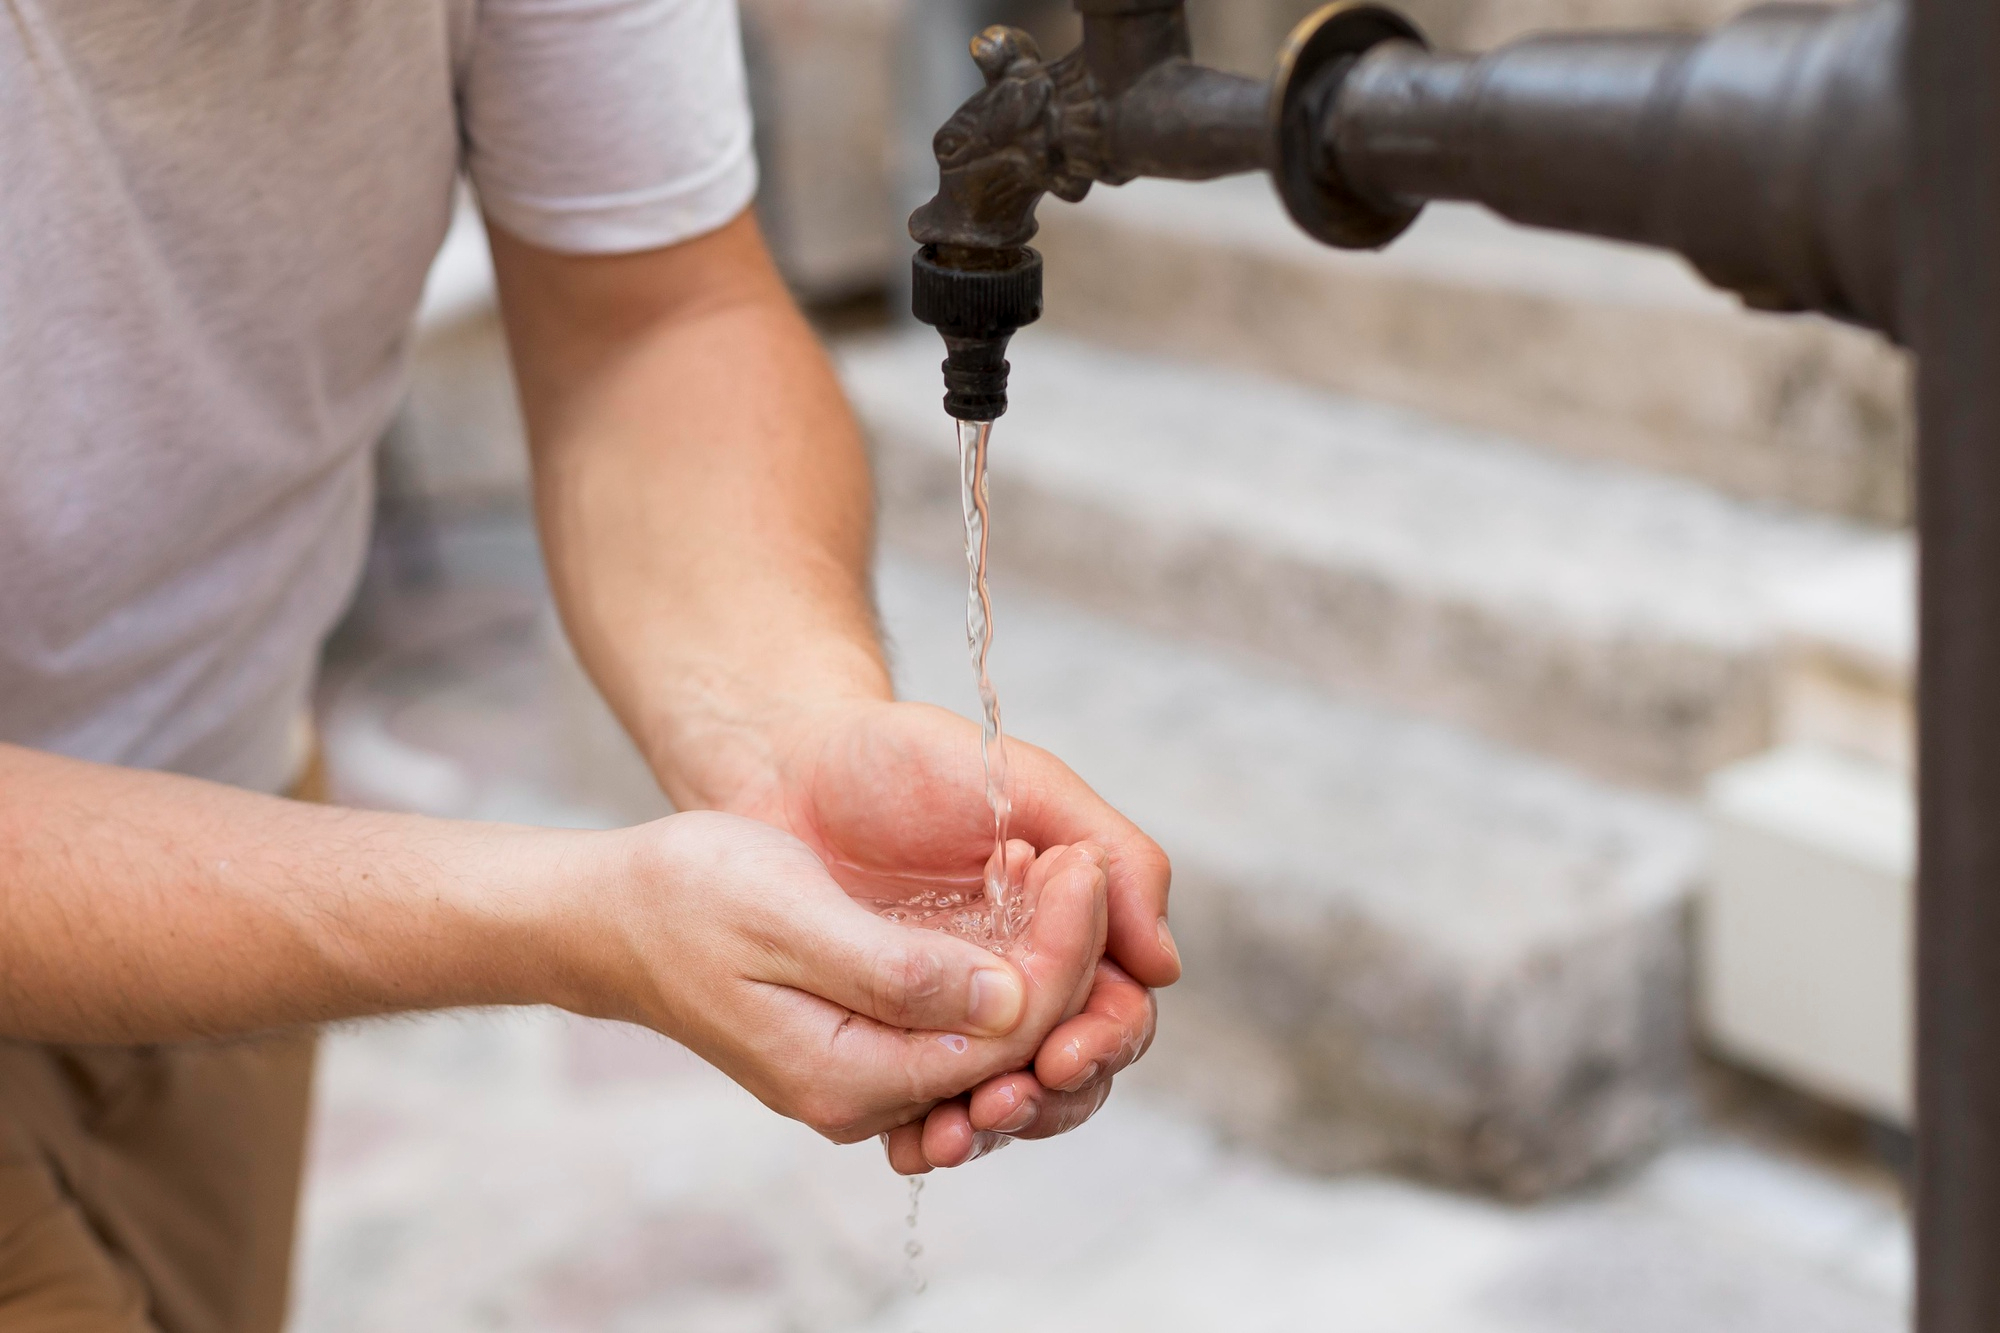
[300,1011,1909,1331]
[876,553,1706,1197]
[1031,175,1913,524]
[841,328,1903,792]
[1189,0,1774,74]
[1410,0,1763,46]
[1770,543,1914,775]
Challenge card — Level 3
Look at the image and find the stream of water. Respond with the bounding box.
[958,417,1019,945]
[893,417,1022,1328]
[869,418,1025,953]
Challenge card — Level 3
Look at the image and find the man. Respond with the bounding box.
[0,1,1179,1329]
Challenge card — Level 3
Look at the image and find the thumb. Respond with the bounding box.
[1007,843,1112,1036]
[796,846,1113,1120]
[758,885,1030,1038]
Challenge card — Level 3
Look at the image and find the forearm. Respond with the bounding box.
[492,213,891,814]
[0,744,594,1044]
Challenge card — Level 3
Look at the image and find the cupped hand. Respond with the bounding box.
[578,810,1106,1143]
[720,699,1177,1169]
[882,956,1157,1174]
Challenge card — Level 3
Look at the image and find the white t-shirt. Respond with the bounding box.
[0,0,757,792]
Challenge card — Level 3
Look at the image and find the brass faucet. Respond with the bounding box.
[909,0,1907,420]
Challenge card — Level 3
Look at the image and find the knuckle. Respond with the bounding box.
[872,943,947,1021]
[824,1123,876,1146]
[1056,1083,1111,1134]
[793,1093,868,1142]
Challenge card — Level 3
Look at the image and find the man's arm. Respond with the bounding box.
[0,744,570,1043]
[487,210,889,815]
[0,742,1107,1144]
[489,209,1181,1169]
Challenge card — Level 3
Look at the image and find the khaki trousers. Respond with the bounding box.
[0,1036,316,1333]
[0,752,326,1332]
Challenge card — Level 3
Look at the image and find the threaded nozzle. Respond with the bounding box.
[911,246,1044,421]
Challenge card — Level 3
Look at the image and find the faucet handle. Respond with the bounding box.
[970,25,1043,85]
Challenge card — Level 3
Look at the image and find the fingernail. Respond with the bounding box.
[1156,917,1182,968]
[968,968,1024,1035]
[993,1098,1038,1133]
[1054,1060,1101,1094]
[1070,855,1107,895]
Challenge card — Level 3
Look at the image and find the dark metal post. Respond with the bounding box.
[1910,0,2000,1323]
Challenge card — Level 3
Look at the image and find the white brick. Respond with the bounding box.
[1703,745,1914,1124]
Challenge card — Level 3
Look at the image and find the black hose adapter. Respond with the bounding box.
[911,245,1044,421]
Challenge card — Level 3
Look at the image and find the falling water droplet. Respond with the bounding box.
[905,1176,929,1298]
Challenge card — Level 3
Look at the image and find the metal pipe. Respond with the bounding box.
[1277,0,1906,335]
[1909,0,2000,1321]
[1110,60,1273,181]
[1332,37,1697,236]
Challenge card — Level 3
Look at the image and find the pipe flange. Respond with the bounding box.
[1271,3,1428,249]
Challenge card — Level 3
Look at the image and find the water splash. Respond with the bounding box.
[959,417,1020,943]
[904,1175,928,1298]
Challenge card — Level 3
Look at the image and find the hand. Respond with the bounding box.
[716,699,1179,1170]
[881,955,1158,1173]
[571,810,1106,1143]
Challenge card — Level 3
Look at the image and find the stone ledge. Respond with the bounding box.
[1770,545,1915,775]
[1032,178,1913,524]
[1190,0,1770,76]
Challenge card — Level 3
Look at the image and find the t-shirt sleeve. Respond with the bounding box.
[460,0,758,255]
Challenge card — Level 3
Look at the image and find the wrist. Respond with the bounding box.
[641,654,891,817]
[449,823,639,1020]
[505,818,693,1033]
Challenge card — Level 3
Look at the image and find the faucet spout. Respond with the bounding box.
[908,3,1272,420]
